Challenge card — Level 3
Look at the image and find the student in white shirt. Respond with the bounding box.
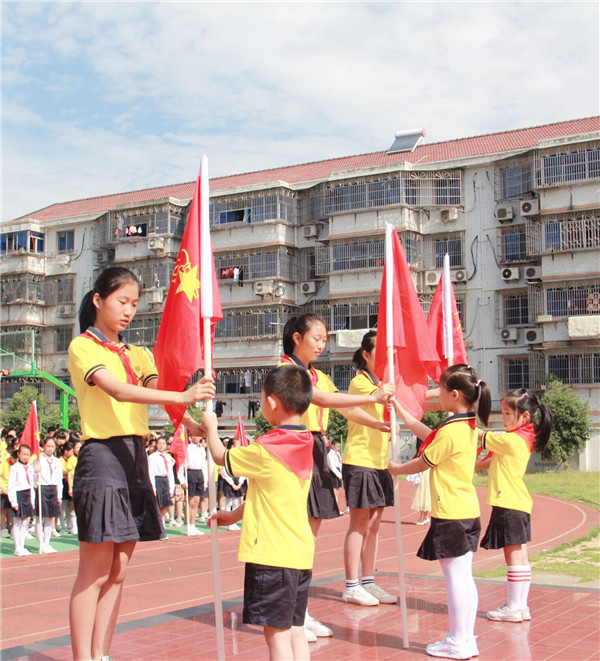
[35,437,63,553]
[8,444,36,556]
[327,438,344,515]
[177,435,207,536]
[148,438,175,523]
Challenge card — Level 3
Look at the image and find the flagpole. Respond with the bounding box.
[441,253,453,369]
[200,155,226,661]
[385,224,410,648]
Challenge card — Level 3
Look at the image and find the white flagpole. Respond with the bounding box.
[200,155,226,661]
[385,224,410,648]
[441,253,453,367]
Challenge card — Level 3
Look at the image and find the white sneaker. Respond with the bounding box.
[51,529,61,537]
[362,583,397,604]
[199,514,208,524]
[486,603,523,622]
[24,532,34,540]
[304,626,317,643]
[1,529,10,538]
[342,584,379,606]
[304,613,332,637]
[426,634,478,659]
[521,606,531,621]
[41,545,57,554]
[172,519,184,527]
[187,524,202,536]
[228,523,241,531]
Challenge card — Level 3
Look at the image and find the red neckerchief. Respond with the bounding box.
[254,425,314,479]
[513,423,536,453]
[281,355,324,432]
[415,412,478,458]
[20,460,31,485]
[82,328,139,385]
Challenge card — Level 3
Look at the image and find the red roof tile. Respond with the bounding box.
[13,117,600,223]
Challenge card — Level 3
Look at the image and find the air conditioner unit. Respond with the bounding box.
[147,289,164,305]
[451,269,467,284]
[273,283,286,298]
[302,225,318,238]
[97,252,107,264]
[440,208,458,223]
[148,236,165,251]
[301,281,317,294]
[254,280,274,296]
[525,328,542,345]
[425,270,441,287]
[501,267,520,281]
[520,199,539,216]
[57,304,75,318]
[524,266,542,282]
[500,327,518,342]
[496,205,514,223]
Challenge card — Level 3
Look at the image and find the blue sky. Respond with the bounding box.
[2,1,599,221]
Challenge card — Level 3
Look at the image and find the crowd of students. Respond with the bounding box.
[2,268,554,661]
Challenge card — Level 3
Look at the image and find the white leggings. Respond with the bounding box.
[439,551,478,643]
[12,517,28,551]
[225,496,241,511]
[36,517,54,546]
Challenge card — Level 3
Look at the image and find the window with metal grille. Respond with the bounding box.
[546,284,600,317]
[55,327,72,353]
[57,231,75,254]
[504,358,530,391]
[331,240,384,272]
[503,293,530,326]
[501,228,527,262]
[127,316,162,347]
[332,302,379,331]
[500,164,534,199]
[536,146,600,187]
[331,363,355,392]
[433,235,463,268]
[548,352,600,385]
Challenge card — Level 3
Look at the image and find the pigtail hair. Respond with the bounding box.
[534,401,554,453]
[477,381,491,427]
[79,290,96,334]
[282,317,299,356]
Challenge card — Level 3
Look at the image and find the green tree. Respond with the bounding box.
[0,385,79,433]
[162,404,204,436]
[327,409,347,443]
[421,410,447,429]
[541,376,591,466]
[253,410,274,437]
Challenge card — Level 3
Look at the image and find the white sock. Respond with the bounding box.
[439,552,478,644]
[361,575,375,587]
[13,518,26,551]
[43,518,53,546]
[507,565,530,611]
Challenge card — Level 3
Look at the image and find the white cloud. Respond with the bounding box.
[2,1,598,221]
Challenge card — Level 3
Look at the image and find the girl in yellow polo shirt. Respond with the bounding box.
[388,364,491,661]
[67,267,215,661]
[281,314,393,641]
[477,388,553,624]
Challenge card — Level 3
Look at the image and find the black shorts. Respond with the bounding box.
[243,563,312,629]
[307,432,339,520]
[417,516,481,561]
[187,469,205,498]
[481,506,531,549]
[342,464,394,510]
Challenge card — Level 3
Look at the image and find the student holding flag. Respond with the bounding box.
[67,267,215,661]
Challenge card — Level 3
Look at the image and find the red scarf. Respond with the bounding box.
[81,328,139,385]
[254,426,314,479]
[415,412,478,458]
[513,423,536,453]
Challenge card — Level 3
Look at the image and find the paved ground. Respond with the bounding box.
[1,483,598,660]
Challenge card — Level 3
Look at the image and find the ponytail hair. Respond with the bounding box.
[502,388,554,453]
[79,267,141,333]
[282,313,328,356]
[440,363,491,426]
[352,330,376,370]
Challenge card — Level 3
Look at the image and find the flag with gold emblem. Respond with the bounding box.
[154,162,223,428]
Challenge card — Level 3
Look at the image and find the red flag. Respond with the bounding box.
[153,162,223,427]
[21,401,40,460]
[374,225,440,419]
[170,424,188,472]
[233,413,249,447]
[426,254,468,382]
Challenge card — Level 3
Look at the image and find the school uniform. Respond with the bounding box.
[220,464,245,498]
[7,461,35,518]
[225,425,314,629]
[279,355,339,519]
[417,413,481,561]
[327,447,343,489]
[178,443,208,498]
[342,369,394,509]
[36,454,63,518]
[68,327,165,543]
[480,424,535,549]
[148,451,175,508]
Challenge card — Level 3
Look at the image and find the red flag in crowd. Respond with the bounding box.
[22,401,40,460]
[426,253,468,382]
[153,159,223,428]
[233,413,249,447]
[170,424,188,472]
[374,224,440,420]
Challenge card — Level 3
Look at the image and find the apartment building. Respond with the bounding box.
[1,117,599,468]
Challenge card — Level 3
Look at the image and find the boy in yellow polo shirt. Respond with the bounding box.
[206,364,314,661]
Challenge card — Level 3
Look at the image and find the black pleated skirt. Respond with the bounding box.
[417,516,481,561]
[342,463,394,509]
[35,484,61,518]
[73,436,165,544]
[15,489,34,519]
[307,432,340,520]
[481,506,531,549]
